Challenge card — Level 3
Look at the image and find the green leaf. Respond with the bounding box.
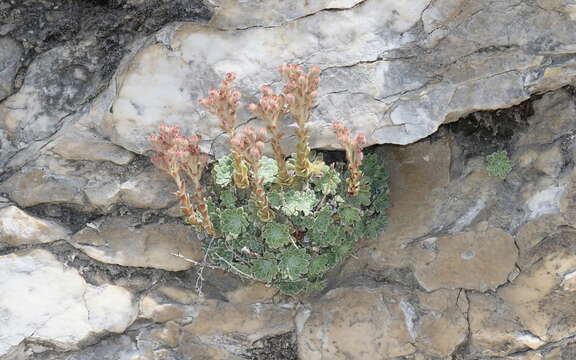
[259,156,279,184]
[365,214,387,239]
[282,190,317,216]
[324,224,345,246]
[309,254,332,277]
[338,206,362,226]
[314,207,333,233]
[220,208,249,239]
[334,243,354,262]
[267,191,283,209]
[212,155,234,187]
[278,248,311,281]
[262,222,292,249]
[232,234,264,254]
[361,153,389,193]
[277,280,307,294]
[252,258,278,282]
[230,263,253,278]
[291,215,314,230]
[312,166,341,195]
[220,190,237,208]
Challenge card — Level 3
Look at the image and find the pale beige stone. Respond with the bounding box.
[50,125,134,165]
[70,216,203,271]
[0,205,69,246]
[0,168,84,207]
[119,167,177,209]
[183,300,294,353]
[469,292,544,357]
[343,138,452,273]
[413,223,517,291]
[499,230,576,342]
[297,286,467,359]
[209,0,364,29]
[158,286,200,305]
[139,295,185,323]
[225,283,277,304]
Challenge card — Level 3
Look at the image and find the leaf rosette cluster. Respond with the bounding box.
[149,66,390,294]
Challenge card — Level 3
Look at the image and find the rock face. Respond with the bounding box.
[0,205,69,246]
[413,223,518,291]
[95,0,576,154]
[0,249,137,356]
[70,216,203,271]
[0,37,22,101]
[297,286,468,359]
[2,0,576,359]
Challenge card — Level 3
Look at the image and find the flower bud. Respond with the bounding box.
[355,133,366,147]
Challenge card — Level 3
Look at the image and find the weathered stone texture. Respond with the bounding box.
[1,0,576,359]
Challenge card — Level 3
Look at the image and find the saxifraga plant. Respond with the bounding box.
[149,65,390,295]
[485,150,513,178]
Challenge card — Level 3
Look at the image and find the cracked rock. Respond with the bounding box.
[100,0,576,154]
[296,286,467,359]
[0,249,137,357]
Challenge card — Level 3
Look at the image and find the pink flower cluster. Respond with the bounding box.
[198,72,241,136]
[279,64,321,116]
[148,123,208,178]
[332,121,367,195]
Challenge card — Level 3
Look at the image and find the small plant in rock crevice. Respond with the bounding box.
[148,65,390,294]
[485,150,513,178]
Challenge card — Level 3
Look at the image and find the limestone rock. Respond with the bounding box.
[182,300,295,356]
[84,180,121,210]
[517,90,576,147]
[413,223,518,291]
[139,295,186,323]
[209,0,364,29]
[0,249,137,356]
[49,125,135,165]
[297,286,467,359]
[0,37,22,101]
[119,167,177,209]
[0,205,69,246]
[70,216,203,271]
[0,167,85,207]
[469,292,545,357]
[97,0,576,155]
[499,230,576,343]
[342,137,452,273]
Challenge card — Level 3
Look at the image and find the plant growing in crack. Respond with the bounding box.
[485,150,512,178]
[149,65,390,295]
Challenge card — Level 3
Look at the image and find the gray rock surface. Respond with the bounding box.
[0,249,137,357]
[0,37,22,101]
[97,0,576,154]
[2,1,576,359]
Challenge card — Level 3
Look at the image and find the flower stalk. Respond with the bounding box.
[231,127,275,222]
[199,73,250,189]
[279,65,321,178]
[149,124,216,235]
[332,121,366,196]
[248,85,292,186]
